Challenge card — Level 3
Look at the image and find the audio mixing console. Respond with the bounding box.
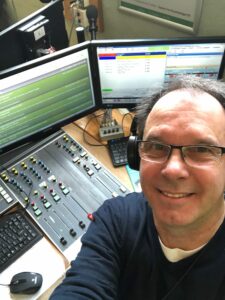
[0,130,129,255]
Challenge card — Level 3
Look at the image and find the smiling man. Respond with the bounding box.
[140,88,225,250]
[50,77,225,300]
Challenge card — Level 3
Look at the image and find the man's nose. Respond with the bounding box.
[161,149,189,179]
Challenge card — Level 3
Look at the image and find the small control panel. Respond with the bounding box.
[0,130,129,253]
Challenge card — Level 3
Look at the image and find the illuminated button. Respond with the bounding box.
[62,188,69,195]
[87,213,95,221]
[53,195,61,202]
[32,203,38,211]
[87,170,94,177]
[48,175,56,182]
[4,194,13,203]
[94,164,101,170]
[72,157,80,163]
[112,192,118,198]
[39,181,48,189]
[1,190,6,196]
[50,190,56,197]
[24,197,29,202]
[44,202,52,209]
[59,183,66,190]
[34,209,42,217]
[120,186,127,193]
[80,151,87,157]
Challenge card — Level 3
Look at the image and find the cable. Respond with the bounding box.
[121,112,134,136]
[81,112,107,147]
[0,283,9,287]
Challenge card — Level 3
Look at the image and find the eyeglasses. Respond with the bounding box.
[138,140,225,167]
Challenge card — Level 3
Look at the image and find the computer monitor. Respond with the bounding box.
[0,0,69,72]
[92,37,225,108]
[0,41,99,155]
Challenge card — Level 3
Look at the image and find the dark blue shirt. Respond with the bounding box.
[50,192,225,300]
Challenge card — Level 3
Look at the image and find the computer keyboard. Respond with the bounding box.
[108,136,129,167]
[0,210,43,273]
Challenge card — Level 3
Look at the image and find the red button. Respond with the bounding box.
[87,213,95,221]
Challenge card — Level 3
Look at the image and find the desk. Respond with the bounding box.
[1,109,134,299]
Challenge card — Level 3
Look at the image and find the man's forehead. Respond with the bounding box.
[150,89,224,115]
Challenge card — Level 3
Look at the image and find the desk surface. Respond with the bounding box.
[16,109,133,300]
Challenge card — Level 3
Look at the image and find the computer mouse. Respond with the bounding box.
[9,271,43,294]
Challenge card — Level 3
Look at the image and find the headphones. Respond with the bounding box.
[126,116,141,171]
[127,135,140,171]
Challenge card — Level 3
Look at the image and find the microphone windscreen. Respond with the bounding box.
[86,5,98,20]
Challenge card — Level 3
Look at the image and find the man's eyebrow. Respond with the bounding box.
[143,135,220,145]
[190,137,220,146]
[143,135,163,142]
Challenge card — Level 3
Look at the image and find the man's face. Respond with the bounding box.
[140,89,225,232]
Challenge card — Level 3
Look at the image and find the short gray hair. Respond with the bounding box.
[135,76,225,138]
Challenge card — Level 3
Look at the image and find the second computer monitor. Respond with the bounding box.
[0,42,99,155]
[92,37,225,108]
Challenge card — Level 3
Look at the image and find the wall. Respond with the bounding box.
[100,0,225,39]
[6,0,225,42]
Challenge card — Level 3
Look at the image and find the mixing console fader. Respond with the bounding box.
[0,130,130,254]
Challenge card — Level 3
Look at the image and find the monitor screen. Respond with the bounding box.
[92,37,225,108]
[0,42,98,154]
[0,0,68,72]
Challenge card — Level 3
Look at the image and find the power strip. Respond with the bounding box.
[99,120,124,141]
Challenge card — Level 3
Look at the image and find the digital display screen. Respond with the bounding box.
[0,47,96,153]
[96,40,225,107]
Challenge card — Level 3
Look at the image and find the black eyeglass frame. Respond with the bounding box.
[137,140,225,165]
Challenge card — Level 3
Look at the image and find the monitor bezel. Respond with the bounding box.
[91,36,225,109]
[0,41,101,155]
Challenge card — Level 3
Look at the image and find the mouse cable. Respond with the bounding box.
[0,283,10,287]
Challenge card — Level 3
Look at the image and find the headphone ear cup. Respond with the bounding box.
[127,136,140,171]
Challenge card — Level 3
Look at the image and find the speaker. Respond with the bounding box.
[127,135,140,171]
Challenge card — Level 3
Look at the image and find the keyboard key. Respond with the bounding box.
[108,136,129,167]
[0,210,42,272]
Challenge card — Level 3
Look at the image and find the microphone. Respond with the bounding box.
[86,5,98,40]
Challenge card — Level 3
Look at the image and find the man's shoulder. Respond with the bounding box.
[95,192,150,225]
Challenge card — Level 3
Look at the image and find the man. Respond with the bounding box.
[50,77,225,299]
